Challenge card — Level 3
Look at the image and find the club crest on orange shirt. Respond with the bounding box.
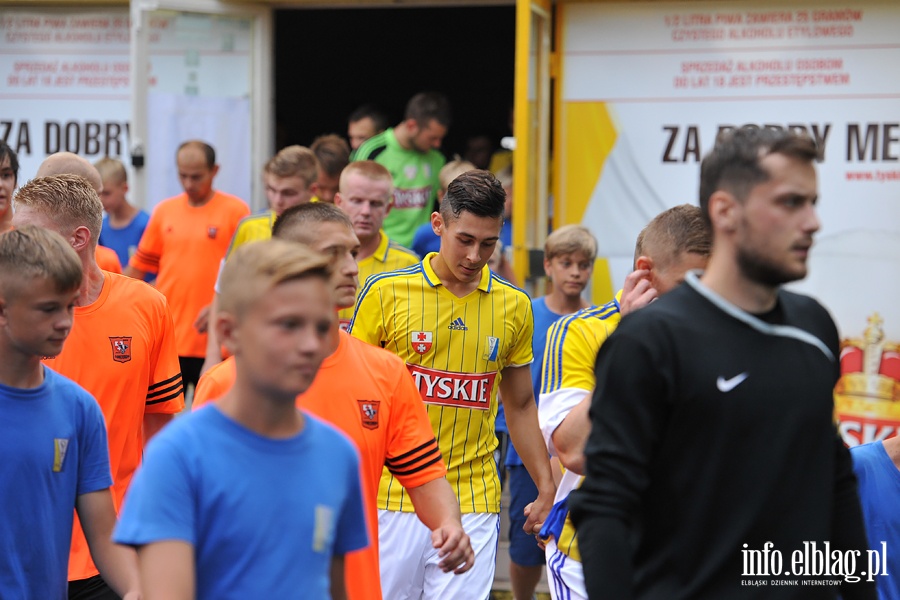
[207,226,218,239]
[357,400,380,430]
[411,331,433,355]
[109,336,132,363]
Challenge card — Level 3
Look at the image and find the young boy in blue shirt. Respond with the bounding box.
[115,238,368,599]
[0,225,140,600]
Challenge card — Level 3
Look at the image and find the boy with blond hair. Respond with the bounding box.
[193,202,472,600]
[95,157,149,270]
[115,238,368,599]
[0,225,140,600]
[505,224,597,600]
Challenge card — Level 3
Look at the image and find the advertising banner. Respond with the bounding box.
[558,1,900,445]
[0,9,252,210]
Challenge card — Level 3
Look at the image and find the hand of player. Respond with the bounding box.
[193,304,211,334]
[619,269,656,315]
[431,522,475,575]
[121,591,142,600]
[522,489,554,537]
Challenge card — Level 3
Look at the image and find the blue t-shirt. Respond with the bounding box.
[506,296,565,467]
[99,211,150,268]
[411,222,441,258]
[0,367,111,600]
[115,405,368,600]
[851,440,900,600]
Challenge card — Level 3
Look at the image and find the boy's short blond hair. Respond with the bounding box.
[264,145,319,189]
[94,157,127,185]
[14,175,103,245]
[218,238,332,318]
[0,225,82,298]
[634,204,711,268]
[545,224,598,262]
[438,159,476,194]
[339,160,393,196]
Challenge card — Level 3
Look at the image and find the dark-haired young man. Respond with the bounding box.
[349,169,556,599]
[570,127,875,599]
[348,104,388,155]
[353,92,450,247]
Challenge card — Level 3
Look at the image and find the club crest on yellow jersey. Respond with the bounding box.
[484,336,500,362]
[411,331,433,354]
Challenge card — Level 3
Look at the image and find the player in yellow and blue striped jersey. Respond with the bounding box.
[349,169,556,600]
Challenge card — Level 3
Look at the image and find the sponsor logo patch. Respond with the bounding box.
[407,364,496,410]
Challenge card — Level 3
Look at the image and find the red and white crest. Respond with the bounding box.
[411,331,433,355]
[109,336,132,363]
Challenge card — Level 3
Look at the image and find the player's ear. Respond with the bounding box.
[543,256,553,278]
[0,297,7,326]
[431,211,444,236]
[635,255,653,272]
[333,192,344,208]
[216,312,240,357]
[708,190,738,234]
[71,226,91,254]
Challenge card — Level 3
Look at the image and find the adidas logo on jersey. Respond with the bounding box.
[448,318,468,331]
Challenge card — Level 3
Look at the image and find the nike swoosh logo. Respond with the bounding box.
[717,372,749,392]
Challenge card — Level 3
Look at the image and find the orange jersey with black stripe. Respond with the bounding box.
[95,245,122,273]
[337,231,419,330]
[193,330,444,600]
[130,191,249,357]
[348,254,533,514]
[43,271,184,581]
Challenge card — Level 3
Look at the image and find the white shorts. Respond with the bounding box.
[378,510,499,600]
[546,538,587,600]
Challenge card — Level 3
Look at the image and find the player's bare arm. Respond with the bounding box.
[500,365,557,533]
[549,394,592,475]
[200,294,223,375]
[193,303,211,334]
[330,556,347,600]
[136,540,194,600]
[618,268,656,315]
[142,413,174,445]
[76,489,141,600]
[123,265,147,280]
[406,477,475,574]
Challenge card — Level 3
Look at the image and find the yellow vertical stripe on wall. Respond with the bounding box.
[560,101,617,226]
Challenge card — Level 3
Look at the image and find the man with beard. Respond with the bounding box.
[569,127,875,599]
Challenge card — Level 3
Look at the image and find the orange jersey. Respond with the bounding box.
[95,245,122,273]
[130,191,249,357]
[43,271,184,581]
[194,330,444,600]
